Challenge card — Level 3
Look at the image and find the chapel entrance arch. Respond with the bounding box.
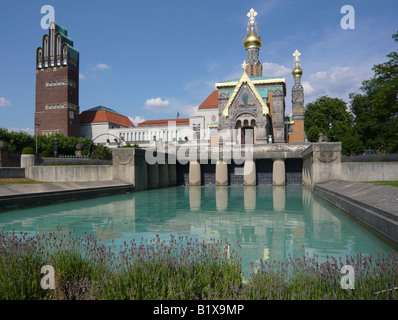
[235,114,256,145]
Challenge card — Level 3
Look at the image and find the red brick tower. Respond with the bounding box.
[35,21,80,137]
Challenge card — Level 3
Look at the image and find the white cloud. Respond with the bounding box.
[7,127,34,135]
[79,73,86,80]
[144,97,170,112]
[183,106,199,117]
[94,63,111,70]
[0,97,11,107]
[304,66,368,102]
[262,62,291,77]
[128,115,146,126]
[302,81,315,95]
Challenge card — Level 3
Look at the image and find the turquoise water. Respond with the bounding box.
[0,185,397,274]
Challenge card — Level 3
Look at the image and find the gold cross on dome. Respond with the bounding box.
[247,8,257,26]
[293,49,301,61]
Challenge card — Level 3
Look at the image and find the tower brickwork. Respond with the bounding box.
[35,22,80,137]
[289,50,305,142]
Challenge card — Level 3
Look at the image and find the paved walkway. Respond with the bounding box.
[0,180,134,211]
[314,179,398,244]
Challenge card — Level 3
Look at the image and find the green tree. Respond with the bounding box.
[90,144,112,160]
[304,96,365,155]
[350,31,398,153]
[0,128,34,152]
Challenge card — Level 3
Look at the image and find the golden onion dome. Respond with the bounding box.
[292,66,303,77]
[243,27,262,49]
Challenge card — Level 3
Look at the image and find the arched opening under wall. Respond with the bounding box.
[201,164,216,185]
[256,159,273,185]
[228,160,244,185]
[176,162,189,186]
[285,158,303,185]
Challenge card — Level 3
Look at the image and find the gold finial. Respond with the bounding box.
[247,8,258,32]
[241,61,248,70]
[293,50,301,65]
[292,50,303,77]
[243,8,262,49]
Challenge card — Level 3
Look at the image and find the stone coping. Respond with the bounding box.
[314,180,398,244]
[0,180,134,212]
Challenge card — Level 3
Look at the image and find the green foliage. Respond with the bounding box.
[0,129,94,156]
[0,230,397,300]
[21,147,35,154]
[122,143,141,149]
[304,96,363,155]
[304,31,398,155]
[90,144,112,160]
[0,128,34,152]
[40,150,49,157]
[349,31,398,154]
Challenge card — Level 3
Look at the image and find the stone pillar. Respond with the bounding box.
[215,160,228,185]
[189,161,201,186]
[273,159,285,186]
[20,154,36,168]
[147,163,159,189]
[159,163,169,188]
[168,164,177,186]
[244,160,256,185]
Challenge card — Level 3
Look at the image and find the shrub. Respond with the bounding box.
[90,145,112,160]
[41,150,49,157]
[21,147,35,154]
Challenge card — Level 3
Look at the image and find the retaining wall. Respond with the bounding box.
[341,162,398,182]
[26,165,113,182]
[314,180,398,244]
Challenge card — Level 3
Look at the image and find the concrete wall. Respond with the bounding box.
[26,165,113,182]
[341,162,398,182]
[302,142,342,188]
[0,168,25,178]
[113,148,147,191]
[314,180,398,244]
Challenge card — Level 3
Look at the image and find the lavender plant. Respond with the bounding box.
[0,229,396,300]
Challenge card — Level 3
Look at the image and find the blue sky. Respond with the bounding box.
[0,0,397,133]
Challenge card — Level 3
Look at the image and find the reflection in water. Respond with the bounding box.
[216,187,228,211]
[272,186,285,211]
[244,186,256,211]
[0,186,397,275]
[189,186,201,211]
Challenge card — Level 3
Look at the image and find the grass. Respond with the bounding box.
[0,229,397,300]
[364,181,398,188]
[0,178,49,185]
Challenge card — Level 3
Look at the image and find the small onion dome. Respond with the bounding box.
[292,66,303,77]
[243,27,262,49]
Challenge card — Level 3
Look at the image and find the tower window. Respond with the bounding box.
[250,64,254,76]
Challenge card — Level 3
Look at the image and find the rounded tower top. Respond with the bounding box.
[292,49,303,77]
[243,27,262,49]
[292,66,303,77]
[243,9,262,49]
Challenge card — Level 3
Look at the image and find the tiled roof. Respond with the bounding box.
[198,90,219,110]
[138,118,190,127]
[80,106,134,128]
